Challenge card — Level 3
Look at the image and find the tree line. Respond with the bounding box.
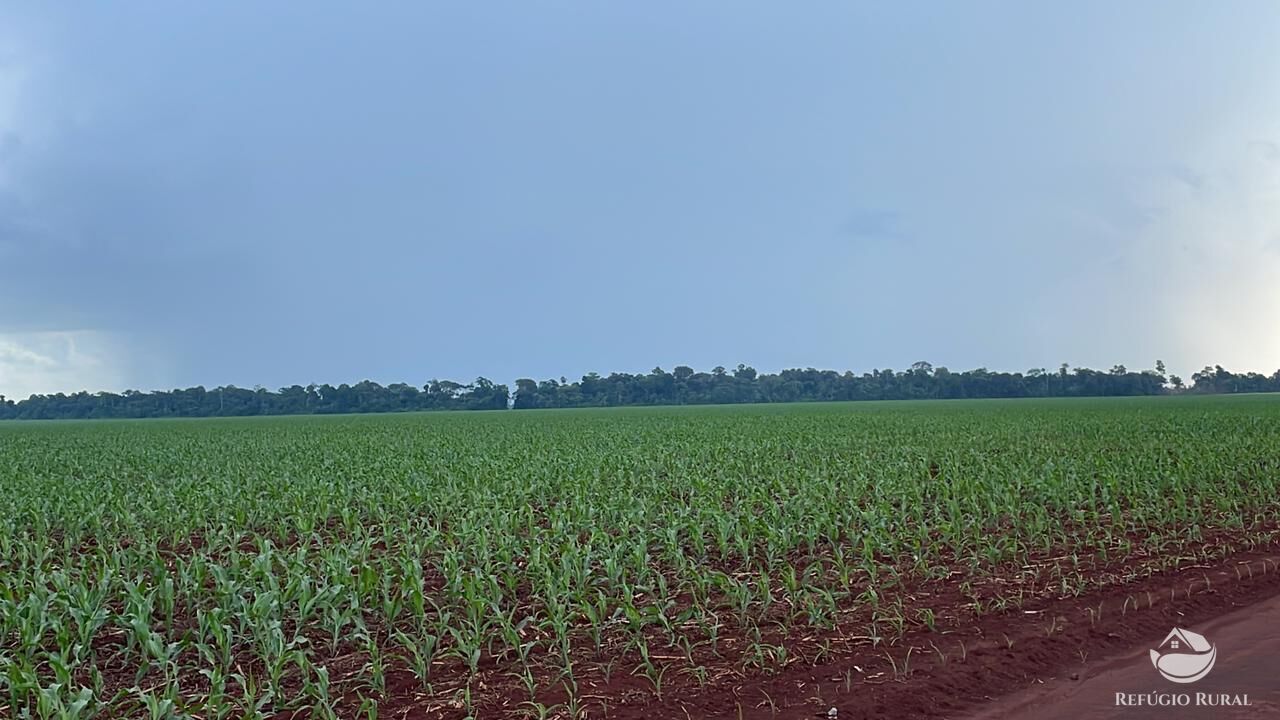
[0,362,1275,420]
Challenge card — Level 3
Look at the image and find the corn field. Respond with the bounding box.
[1,395,1278,718]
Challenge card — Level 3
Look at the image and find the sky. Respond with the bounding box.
[1,2,1278,398]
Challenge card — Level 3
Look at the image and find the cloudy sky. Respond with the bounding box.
[1,3,1278,398]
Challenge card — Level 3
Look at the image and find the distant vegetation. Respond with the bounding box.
[0,361,1275,420]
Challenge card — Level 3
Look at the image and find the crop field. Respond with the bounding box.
[2,396,1279,719]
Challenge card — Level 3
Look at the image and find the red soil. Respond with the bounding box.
[967,591,1280,719]
[666,551,1280,720]
[75,529,1280,719]
[363,532,1280,720]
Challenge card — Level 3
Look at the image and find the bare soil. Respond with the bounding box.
[358,529,1280,720]
[80,528,1280,719]
[966,590,1280,719]
[565,548,1280,720]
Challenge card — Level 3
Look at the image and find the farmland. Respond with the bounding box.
[2,395,1279,719]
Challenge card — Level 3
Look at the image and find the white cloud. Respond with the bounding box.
[0,27,27,189]
[1023,131,1280,380]
[0,331,128,399]
[1136,136,1280,376]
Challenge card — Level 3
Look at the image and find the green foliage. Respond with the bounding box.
[15,358,1280,420]
[0,395,1277,715]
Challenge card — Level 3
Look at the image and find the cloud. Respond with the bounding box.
[0,3,1277,392]
[1018,132,1280,380]
[1249,140,1280,164]
[0,331,129,399]
[0,21,32,190]
[840,209,906,242]
[1134,141,1280,375]
[1167,164,1207,192]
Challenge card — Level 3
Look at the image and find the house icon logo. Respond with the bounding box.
[1150,628,1217,683]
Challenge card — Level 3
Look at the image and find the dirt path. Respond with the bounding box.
[967,592,1280,719]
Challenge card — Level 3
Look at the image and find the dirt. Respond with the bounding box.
[967,591,1280,719]
[305,526,1280,720]
[596,550,1280,720]
[52,527,1280,719]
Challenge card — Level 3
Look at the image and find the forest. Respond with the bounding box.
[1,362,1275,420]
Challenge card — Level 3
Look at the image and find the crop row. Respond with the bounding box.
[1,396,1277,717]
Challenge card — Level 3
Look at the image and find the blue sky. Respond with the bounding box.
[1,3,1278,397]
